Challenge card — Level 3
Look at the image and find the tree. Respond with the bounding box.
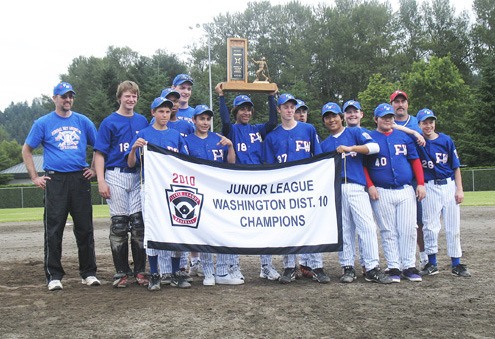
[401,55,474,163]
[358,73,398,129]
[0,139,22,171]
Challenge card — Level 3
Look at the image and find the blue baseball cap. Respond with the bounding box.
[295,99,308,111]
[173,74,194,87]
[277,93,297,106]
[374,103,395,117]
[321,102,342,116]
[416,108,437,122]
[53,82,75,96]
[343,100,361,112]
[193,104,213,117]
[150,97,174,110]
[160,87,180,99]
[233,95,253,107]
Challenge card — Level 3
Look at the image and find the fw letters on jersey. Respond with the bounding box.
[143,144,342,254]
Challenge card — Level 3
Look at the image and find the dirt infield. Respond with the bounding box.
[1,206,494,338]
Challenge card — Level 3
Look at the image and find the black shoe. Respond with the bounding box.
[171,271,192,288]
[148,273,161,291]
[279,267,296,284]
[452,264,471,277]
[313,268,330,283]
[365,267,393,284]
[339,266,356,283]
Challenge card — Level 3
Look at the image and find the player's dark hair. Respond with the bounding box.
[231,104,255,120]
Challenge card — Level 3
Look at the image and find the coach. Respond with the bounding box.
[22,82,100,291]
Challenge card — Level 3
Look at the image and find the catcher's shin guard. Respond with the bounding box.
[129,211,146,274]
[109,215,130,274]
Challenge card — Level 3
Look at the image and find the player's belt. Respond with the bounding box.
[377,184,407,190]
[45,170,84,175]
[429,178,449,185]
[106,166,139,173]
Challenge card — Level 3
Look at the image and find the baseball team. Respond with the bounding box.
[21,75,471,292]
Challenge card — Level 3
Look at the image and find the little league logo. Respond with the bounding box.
[165,185,204,228]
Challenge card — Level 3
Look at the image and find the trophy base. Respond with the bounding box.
[221,82,278,93]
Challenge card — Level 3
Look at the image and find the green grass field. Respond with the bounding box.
[0,191,493,223]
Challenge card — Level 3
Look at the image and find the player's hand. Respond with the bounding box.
[416,185,426,201]
[336,145,352,154]
[132,138,147,150]
[414,132,426,147]
[455,188,464,204]
[98,180,111,199]
[368,186,379,200]
[83,167,96,180]
[214,83,224,96]
[216,133,233,147]
[32,175,50,190]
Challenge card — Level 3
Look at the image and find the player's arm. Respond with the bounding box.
[363,166,379,200]
[127,137,147,168]
[22,143,50,189]
[336,143,378,155]
[454,167,464,204]
[410,158,426,201]
[216,133,236,164]
[215,83,232,137]
[393,124,426,146]
[94,151,110,199]
[264,94,278,134]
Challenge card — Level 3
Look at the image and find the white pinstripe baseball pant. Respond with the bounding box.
[422,179,462,258]
[105,169,141,216]
[371,185,417,269]
[339,183,380,271]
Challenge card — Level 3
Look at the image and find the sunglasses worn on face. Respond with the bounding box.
[60,93,74,99]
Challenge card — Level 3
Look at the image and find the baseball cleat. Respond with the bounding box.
[339,266,357,283]
[420,263,439,276]
[451,264,471,277]
[365,267,393,284]
[313,268,331,283]
[401,267,422,282]
[260,265,281,281]
[148,273,161,291]
[279,267,297,284]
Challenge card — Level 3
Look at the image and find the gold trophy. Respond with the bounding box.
[221,38,278,93]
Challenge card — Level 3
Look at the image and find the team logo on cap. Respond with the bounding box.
[165,185,204,228]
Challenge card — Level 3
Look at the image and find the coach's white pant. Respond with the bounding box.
[371,185,417,270]
[339,183,380,271]
[422,179,462,258]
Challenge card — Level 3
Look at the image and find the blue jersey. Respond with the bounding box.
[321,127,375,186]
[167,119,195,138]
[218,96,277,165]
[396,115,421,133]
[365,129,419,188]
[263,122,322,164]
[94,112,148,168]
[185,132,230,162]
[417,133,460,181]
[176,107,195,126]
[128,126,188,166]
[25,111,97,172]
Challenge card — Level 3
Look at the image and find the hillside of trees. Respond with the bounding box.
[1,0,494,173]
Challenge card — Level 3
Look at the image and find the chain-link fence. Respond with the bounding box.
[0,168,494,209]
[0,184,106,209]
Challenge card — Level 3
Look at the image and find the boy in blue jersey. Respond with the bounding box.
[294,99,309,123]
[185,105,241,286]
[162,87,195,137]
[172,74,195,126]
[22,82,100,291]
[127,97,189,290]
[364,103,426,283]
[263,93,330,284]
[415,109,470,277]
[214,83,280,281]
[94,81,149,288]
[320,102,392,284]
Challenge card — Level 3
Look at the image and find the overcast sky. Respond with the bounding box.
[0,0,473,112]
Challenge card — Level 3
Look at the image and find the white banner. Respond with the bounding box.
[143,144,342,254]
